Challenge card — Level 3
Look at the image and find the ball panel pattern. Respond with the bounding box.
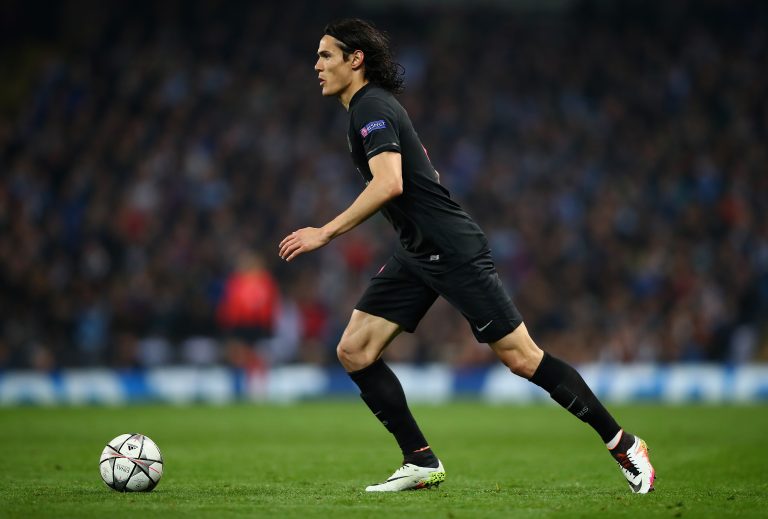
[99,433,163,492]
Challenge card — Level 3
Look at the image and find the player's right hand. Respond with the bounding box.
[279,227,331,262]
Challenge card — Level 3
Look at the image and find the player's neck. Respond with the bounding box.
[340,78,369,111]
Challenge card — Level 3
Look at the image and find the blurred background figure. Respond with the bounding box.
[217,249,279,369]
[217,250,279,340]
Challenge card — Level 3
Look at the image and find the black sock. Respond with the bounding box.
[529,352,621,443]
[348,359,438,467]
[609,431,636,455]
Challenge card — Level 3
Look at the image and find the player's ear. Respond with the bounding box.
[350,50,364,70]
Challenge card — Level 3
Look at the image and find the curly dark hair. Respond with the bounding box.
[324,18,405,94]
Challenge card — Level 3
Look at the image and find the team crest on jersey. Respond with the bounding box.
[360,119,387,137]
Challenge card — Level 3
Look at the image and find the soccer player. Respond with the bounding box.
[279,18,655,494]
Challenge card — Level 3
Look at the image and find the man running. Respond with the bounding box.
[279,18,655,494]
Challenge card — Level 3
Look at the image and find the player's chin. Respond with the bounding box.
[320,84,337,97]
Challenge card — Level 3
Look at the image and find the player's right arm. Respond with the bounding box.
[278,151,402,262]
[322,150,402,238]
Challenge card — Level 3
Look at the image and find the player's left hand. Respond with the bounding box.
[279,227,330,262]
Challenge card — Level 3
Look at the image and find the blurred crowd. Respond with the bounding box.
[1,0,767,371]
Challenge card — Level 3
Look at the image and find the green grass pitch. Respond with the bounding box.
[1,402,766,518]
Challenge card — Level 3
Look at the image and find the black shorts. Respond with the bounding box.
[355,250,523,343]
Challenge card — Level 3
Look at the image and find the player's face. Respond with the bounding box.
[315,35,354,97]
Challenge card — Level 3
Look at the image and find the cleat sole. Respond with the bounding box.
[412,470,445,490]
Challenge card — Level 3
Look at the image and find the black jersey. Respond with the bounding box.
[347,84,487,262]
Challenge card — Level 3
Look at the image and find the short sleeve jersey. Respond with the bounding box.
[347,84,487,262]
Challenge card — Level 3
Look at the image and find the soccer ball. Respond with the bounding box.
[99,433,164,492]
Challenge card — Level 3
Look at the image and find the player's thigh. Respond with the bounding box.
[488,322,543,378]
[341,309,401,351]
[337,310,402,371]
[340,258,437,370]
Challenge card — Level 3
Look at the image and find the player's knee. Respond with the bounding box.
[335,339,352,364]
[499,349,531,377]
[336,337,377,371]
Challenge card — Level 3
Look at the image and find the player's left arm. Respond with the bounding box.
[279,151,402,262]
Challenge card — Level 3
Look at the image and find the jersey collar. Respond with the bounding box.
[348,82,374,110]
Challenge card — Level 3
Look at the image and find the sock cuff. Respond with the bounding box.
[529,351,566,393]
[348,358,386,382]
[605,429,623,450]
